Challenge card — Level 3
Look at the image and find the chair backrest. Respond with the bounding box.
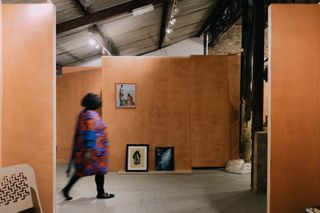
[0,164,42,213]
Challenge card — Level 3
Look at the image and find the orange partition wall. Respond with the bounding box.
[102,57,191,171]
[268,5,320,213]
[57,67,102,163]
[1,4,55,213]
[102,56,240,171]
[190,55,240,167]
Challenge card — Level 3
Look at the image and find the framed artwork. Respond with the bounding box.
[155,147,174,171]
[126,144,149,172]
[115,83,136,109]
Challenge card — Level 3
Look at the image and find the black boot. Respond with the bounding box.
[97,193,115,199]
[95,174,115,199]
[62,187,73,201]
[62,174,80,201]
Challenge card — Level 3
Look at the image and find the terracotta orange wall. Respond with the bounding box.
[190,55,240,167]
[1,4,55,213]
[102,56,240,171]
[102,57,191,171]
[268,5,320,213]
[57,67,101,162]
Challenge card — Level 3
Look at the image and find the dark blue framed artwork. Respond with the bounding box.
[155,147,174,171]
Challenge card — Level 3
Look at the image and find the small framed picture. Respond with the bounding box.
[115,83,136,109]
[126,144,149,172]
[155,147,174,171]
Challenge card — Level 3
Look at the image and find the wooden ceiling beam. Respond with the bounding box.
[197,0,242,45]
[57,0,164,34]
[197,0,229,37]
[73,0,119,55]
[75,0,90,15]
[208,0,242,45]
[90,24,119,56]
[158,0,169,49]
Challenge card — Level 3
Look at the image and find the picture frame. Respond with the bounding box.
[155,147,174,171]
[126,144,149,172]
[115,83,136,109]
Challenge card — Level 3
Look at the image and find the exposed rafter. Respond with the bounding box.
[197,0,242,45]
[158,0,169,49]
[73,0,119,56]
[197,0,228,37]
[57,0,164,34]
[75,0,90,15]
[90,24,119,56]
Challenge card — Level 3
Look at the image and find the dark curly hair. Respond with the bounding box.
[81,93,102,110]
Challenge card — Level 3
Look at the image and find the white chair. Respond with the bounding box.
[0,164,42,213]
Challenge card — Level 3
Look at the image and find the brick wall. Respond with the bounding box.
[209,24,242,55]
[208,24,269,57]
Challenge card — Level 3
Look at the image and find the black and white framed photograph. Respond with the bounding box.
[126,144,148,172]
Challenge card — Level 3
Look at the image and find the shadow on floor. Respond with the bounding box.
[57,197,116,212]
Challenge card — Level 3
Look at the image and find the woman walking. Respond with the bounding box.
[62,93,114,200]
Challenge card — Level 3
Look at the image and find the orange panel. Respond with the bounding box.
[269,5,320,213]
[2,4,55,213]
[102,57,191,172]
[57,67,101,162]
[190,55,240,167]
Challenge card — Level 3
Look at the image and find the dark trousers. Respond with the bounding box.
[64,174,105,195]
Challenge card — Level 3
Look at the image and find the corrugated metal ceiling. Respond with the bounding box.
[3,0,220,66]
[2,0,320,67]
[56,0,219,65]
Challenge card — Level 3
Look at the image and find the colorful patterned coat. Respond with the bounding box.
[72,109,109,177]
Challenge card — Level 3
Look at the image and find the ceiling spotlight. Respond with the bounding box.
[89,38,96,46]
[166,28,173,34]
[170,18,177,26]
[95,44,100,49]
[173,7,179,16]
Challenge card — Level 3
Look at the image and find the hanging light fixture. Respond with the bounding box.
[169,18,177,26]
[173,7,179,16]
[166,28,173,34]
[165,0,179,41]
[88,32,111,55]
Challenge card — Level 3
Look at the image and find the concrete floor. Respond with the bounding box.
[56,164,266,213]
